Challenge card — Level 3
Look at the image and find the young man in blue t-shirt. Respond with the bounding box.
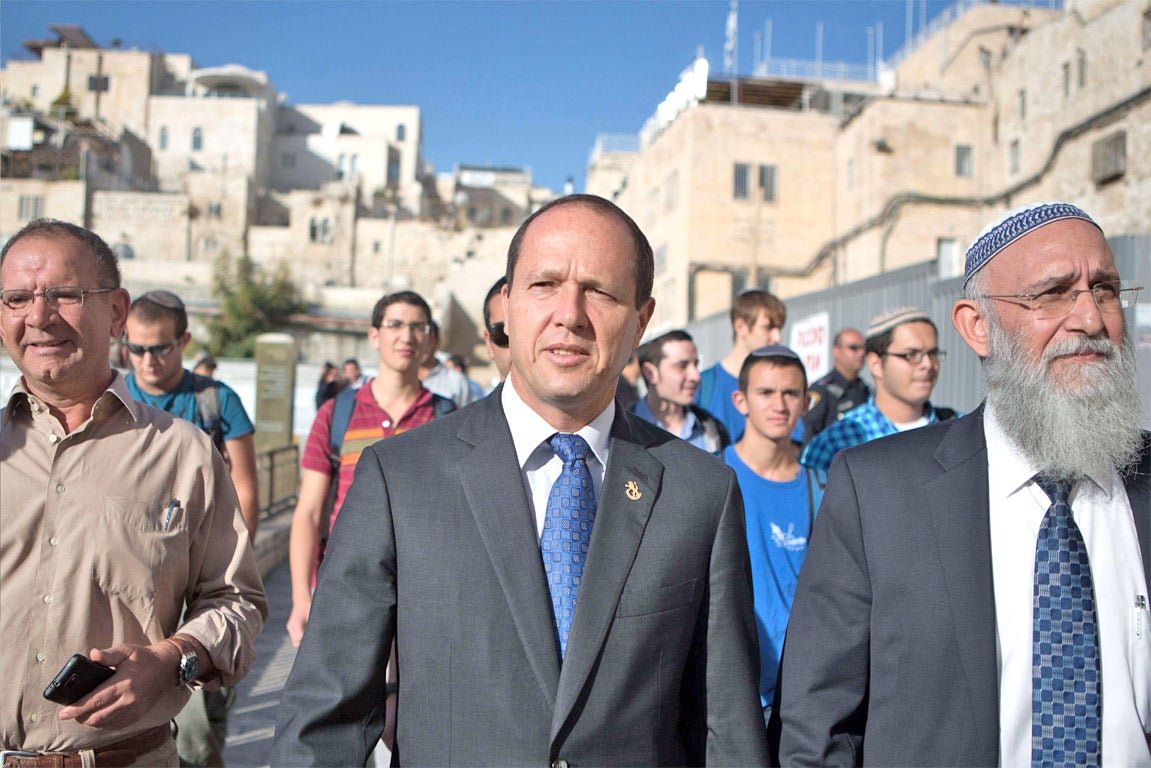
[696,289,786,442]
[123,289,259,768]
[723,344,821,725]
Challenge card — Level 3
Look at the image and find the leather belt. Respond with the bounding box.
[1,725,170,768]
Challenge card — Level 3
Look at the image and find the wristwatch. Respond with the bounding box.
[167,636,199,688]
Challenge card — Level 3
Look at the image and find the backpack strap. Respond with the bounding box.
[190,373,225,453]
[327,386,359,474]
[933,406,958,422]
[432,394,457,420]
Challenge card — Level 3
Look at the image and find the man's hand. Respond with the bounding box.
[286,602,310,647]
[57,641,182,729]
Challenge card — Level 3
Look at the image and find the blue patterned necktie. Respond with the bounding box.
[540,433,597,658]
[1031,476,1101,768]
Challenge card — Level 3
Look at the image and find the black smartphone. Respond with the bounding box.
[43,654,115,705]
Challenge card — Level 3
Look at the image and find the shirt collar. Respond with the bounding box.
[4,370,138,428]
[501,374,614,470]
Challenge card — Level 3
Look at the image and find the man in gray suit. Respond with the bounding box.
[772,202,1150,766]
[272,194,768,766]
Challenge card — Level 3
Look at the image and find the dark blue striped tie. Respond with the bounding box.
[1031,476,1101,767]
[540,433,597,658]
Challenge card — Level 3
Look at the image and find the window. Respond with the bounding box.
[349,154,359,177]
[337,153,346,179]
[1144,9,1151,51]
[387,156,401,186]
[1009,139,1021,174]
[1091,130,1126,184]
[159,126,168,151]
[373,240,382,254]
[845,159,853,190]
[1062,63,1071,98]
[87,74,109,92]
[191,127,203,152]
[1077,49,1087,88]
[936,238,961,278]
[31,84,39,98]
[733,163,750,200]
[281,152,296,169]
[664,170,678,212]
[654,244,668,276]
[1017,89,1026,121]
[955,145,973,177]
[396,124,406,142]
[501,207,513,225]
[207,203,222,219]
[18,195,45,220]
[309,218,332,244]
[758,164,776,201]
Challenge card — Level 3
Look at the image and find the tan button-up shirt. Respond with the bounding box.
[0,372,268,754]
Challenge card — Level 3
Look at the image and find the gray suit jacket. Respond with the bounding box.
[772,406,1151,767]
[272,390,768,766]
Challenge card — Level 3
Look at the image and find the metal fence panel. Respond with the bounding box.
[688,234,1150,427]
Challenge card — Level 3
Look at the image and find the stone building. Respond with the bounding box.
[587,0,1150,329]
[0,24,552,372]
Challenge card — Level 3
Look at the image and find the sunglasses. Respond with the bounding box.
[488,322,509,348]
[125,341,179,359]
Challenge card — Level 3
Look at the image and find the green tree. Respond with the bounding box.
[207,251,307,357]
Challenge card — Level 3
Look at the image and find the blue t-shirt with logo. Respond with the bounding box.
[724,445,820,707]
[125,370,254,441]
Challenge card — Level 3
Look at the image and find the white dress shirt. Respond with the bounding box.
[984,404,1151,767]
[501,375,612,538]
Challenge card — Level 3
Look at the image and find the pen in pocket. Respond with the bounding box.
[164,499,177,530]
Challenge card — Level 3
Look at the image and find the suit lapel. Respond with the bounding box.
[925,406,1000,746]
[1121,432,1151,589]
[551,414,663,741]
[457,396,561,707]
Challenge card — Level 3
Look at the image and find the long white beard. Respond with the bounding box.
[983,321,1143,480]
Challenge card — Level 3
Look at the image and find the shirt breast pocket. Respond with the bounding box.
[95,495,189,600]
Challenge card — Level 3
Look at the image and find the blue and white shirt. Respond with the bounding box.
[799,397,958,474]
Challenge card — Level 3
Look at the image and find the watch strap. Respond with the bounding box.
[165,635,198,687]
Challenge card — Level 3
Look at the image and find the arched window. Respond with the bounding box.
[192,127,203,152]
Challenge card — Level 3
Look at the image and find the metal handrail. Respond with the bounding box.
[257,444,299,520]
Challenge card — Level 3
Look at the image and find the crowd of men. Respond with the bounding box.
[1,197,1146,767]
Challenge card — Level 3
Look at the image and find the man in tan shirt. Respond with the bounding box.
[0,219,268,766]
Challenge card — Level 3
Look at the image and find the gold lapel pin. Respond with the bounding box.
[624,480,642,500]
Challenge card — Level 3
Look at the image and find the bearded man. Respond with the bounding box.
[772,202,1150,767]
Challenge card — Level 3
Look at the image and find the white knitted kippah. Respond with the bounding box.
[963,202,1099,286]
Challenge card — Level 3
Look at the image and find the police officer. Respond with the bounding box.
[802,328,869,441]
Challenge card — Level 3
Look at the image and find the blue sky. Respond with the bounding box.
[2,1,972,192]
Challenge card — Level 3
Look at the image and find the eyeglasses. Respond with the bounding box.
[976,282,1142,320]
[488,322,509,348]
[0,286,114,314]
[379,319,432,335]
[125,340,179,359]
[882,348,946,365]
